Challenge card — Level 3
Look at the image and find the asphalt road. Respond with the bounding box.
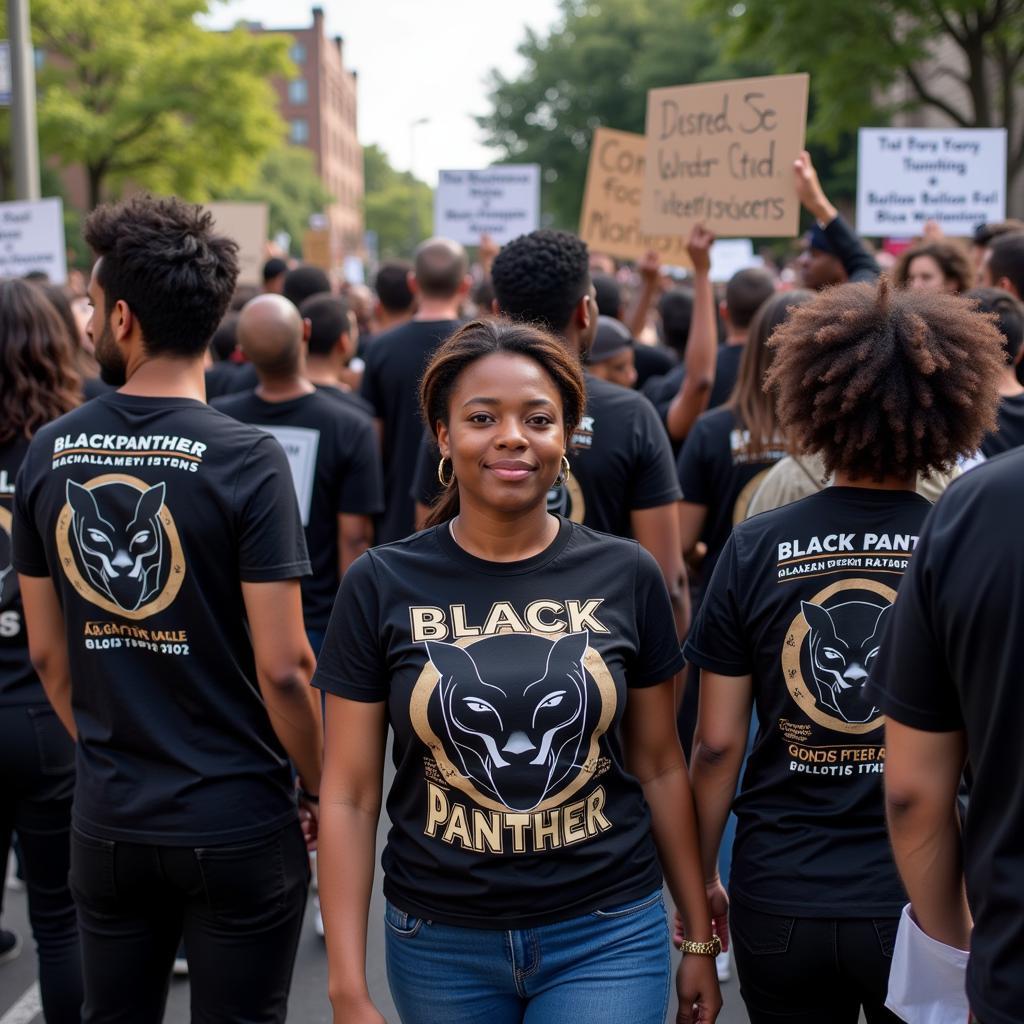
[0,788,751,1024]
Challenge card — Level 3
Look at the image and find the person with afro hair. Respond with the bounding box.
[682,279,1004,1024]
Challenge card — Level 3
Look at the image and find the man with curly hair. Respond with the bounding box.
[683,280,1004,1024]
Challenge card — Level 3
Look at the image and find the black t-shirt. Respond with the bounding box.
[0,437,42,706]
[632,343,676,389]
[212,389,384,629]
[360,319,461,543]
[868,450,1024,1024]
[642,343,744,434]
[83,376,114,401]
[12,393,310,845]
[676,407,789,589]
[314,381,375,419]
[205,361,258,401]
[685,487,931,917]
[314,519,684,928]
[979,392,1024,459]
[411,374,681,538]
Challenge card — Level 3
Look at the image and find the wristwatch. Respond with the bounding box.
[677,935,723,957]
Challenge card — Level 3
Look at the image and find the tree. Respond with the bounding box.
[31,0,293,209]
[209,146,331,256]
[363,144,433,259]
[478,0,768,228]
[701,0,1024,195]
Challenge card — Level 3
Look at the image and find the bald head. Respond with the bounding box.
[236,294,305,378]
[414,237,468,298]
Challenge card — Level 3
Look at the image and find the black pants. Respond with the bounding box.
[730,901,902,1024]
[70,820,309,1024]
[0,704,82,1024]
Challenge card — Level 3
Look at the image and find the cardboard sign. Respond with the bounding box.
[0,197,67,283]
[205,201,269,286]
[641,73,809,238]
[302,228,332,270]
[434,166,540,246]
[856,128,1007,237]
[579,128,691,265]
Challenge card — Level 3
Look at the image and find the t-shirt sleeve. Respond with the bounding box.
[313,552,387,701]
[235,435,312,582]
[337,417,385,516]
[628,545,685,687]
[867,525,963,732]
[11,445,49,577]
[683,533,751,675]
[629,397,683,509]
[675,419,710,506]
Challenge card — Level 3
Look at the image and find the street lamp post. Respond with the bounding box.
[8,0,41,200]
[408,117,430,253]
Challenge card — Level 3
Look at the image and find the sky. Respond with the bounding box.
[203,0,563,185]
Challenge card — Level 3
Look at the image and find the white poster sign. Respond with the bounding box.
[258,425,319,526]
[857,128,1007,237]
[709,239,763,283]
[0,197,67,283]
[0,42,10,106]
[434,166,540,245]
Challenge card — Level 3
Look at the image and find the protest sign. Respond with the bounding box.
[435,166,540,245]
[856,128,1007,236]
[708,239,763,282]
[641,73,809,238]
[302,228,332,270]
[205,201,268,286]
[0,197,67,283]
[579,127,691,264]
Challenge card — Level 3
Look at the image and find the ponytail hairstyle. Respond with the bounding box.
[420,318,587,527]
[0,278,81,443]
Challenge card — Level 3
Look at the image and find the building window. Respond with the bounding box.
[289,42,306,65]
[289,119,309,144]
[288,78,308,105]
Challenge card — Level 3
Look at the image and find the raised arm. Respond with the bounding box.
[626,250,662,339]
[666,226,718,443]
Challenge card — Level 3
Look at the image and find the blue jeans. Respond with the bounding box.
[384,889,671,1024]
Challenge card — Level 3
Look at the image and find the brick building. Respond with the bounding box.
[249,6,364,258]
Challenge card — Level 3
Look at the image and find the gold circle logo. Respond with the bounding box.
[781,578,896,735]
[55,474,185,620]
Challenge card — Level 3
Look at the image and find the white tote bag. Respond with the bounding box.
[886,903,970,1024]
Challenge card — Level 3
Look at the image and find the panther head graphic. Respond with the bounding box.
[67,479,167,612]
[801,600,889,725]
[424,631,591,813]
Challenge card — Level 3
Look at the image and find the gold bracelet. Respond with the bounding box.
[676,935,722,957]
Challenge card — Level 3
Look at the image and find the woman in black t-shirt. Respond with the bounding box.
[0,280,83,1022]
[684,281,1005,1024]
[315,319,721,1024]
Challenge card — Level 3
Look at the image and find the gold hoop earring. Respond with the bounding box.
[555,454,571,486]
[437,456,454,488]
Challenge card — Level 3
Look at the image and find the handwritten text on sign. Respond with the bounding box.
[434,166,540,246]
[0,197,67,283]
[641,74,809,238]
[856,128,1006,237]
[579,128,691,264]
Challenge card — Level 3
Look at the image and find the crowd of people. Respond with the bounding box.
[0,147,1022,1024]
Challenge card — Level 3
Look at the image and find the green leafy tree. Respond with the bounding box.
[701,0,1024,195]
[363,144,433,259]
[30,0,293,209]
[209,146,331,256]
[478,0,768,228]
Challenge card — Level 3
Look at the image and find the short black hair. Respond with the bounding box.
[283,265,331,309]
[725,268,775,329]
[988,232,1024,298]
[413,239,467,299]
[592,273,622,318]
[209,313,240,362]
[300,292,350,356]
[84,193,238,357]
[262,257,288,282]
[491,230,590,333]
[657,287,694,354]
[967,287,1024,364]
[973,219,1024,247]
[375,260,414,313]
